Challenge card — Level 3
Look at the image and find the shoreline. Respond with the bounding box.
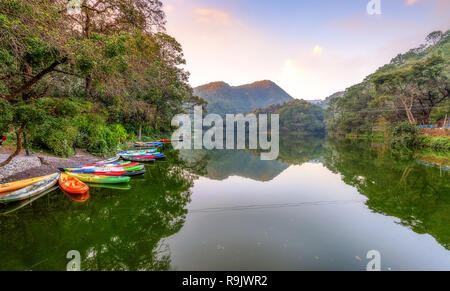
[0,148,100,183]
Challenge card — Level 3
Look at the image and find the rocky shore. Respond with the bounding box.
[0,148,100,183]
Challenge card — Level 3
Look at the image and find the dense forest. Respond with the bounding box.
[326,30,449,135]
[0,0,203,166]
[253,99,326,137]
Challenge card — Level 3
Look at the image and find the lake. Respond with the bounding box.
[0,137,449,270]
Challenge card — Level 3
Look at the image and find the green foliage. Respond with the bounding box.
[254,99,326,136]
[0,0,200,164]
[390,122,419,158]
[326,29,450,140]
[418,136,450,152]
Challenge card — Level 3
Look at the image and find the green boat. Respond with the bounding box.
[121,152,161,157]
[65,165,144,173]
[66,173,131,184]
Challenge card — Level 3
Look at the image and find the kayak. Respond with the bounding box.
[120,149,157,155]
[131,154,165,159]
[95,155,120,165]
[0,186,59,215]
[134,142,163,147]
[65,165,144,173]
[79,161,131,168]
[122,156,156,162]
[76,162,139,169]
[0,173,60,204]
[59,173,89,195]
[66,173,131,184]
[91,169,146,177]
[121,152,162,157]
[0,174,57,194]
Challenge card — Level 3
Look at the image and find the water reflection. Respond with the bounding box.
[0,136,449,270]
[0,151,198,271]
[323,139,450,250]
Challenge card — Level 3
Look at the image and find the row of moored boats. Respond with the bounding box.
[0,140,169,204]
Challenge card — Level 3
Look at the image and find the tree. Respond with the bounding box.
[58,0,166,94]
[426,31,443,46]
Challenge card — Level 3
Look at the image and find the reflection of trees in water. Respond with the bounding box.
[323,139,450,250]
[0,150,202,270]
[277,136,324,165]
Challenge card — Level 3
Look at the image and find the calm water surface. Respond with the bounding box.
[1,138,449,270]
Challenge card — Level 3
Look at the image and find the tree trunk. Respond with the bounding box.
[6,58,68,101]
[85,74,93,95]
[401,98,417,125]
[138,124,142,141]
[0,124,26,167]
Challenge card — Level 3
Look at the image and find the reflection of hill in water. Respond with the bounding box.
[207,150,289,181]
[180,149,289,182]
[180,136,325,182]
[323,139,450,250]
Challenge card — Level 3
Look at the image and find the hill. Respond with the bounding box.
[253,99,326,136]
[194,80,294,115]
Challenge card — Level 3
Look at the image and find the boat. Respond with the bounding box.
[76,162,139,169]
[134,142,163,148]
[0,186,59,215]
[122,156,156,162]
[79,161,131,168]
[0,174,57,194]
[94,155,120,164]
[129,153,165,159]
[120,149,158,155]
[66,173,131,184]
[59,173,89,195]
[64,165,144,173]
[0,173,60,204]
[120,152,162,157]
[90,169,146,177]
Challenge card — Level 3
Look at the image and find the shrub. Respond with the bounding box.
[430,137,450,151]
[391,122,419,150]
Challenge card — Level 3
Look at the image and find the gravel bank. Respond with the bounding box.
[0,149,100,183]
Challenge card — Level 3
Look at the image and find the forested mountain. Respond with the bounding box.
[194,80,294,115]
[308,91,345,109]
[326,30,450,136]
[253,99,326,136]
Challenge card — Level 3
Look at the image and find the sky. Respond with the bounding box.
[163,0,450,100]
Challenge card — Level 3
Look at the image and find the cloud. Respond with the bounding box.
[165,4,174,13]
[194,8,231,26]
[312,45,323,56]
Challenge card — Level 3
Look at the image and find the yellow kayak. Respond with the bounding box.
[0,174,56,195]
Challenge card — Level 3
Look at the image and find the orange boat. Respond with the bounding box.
[59,173,89,195]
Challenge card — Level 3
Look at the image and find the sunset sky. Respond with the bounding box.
[164,0,450,99]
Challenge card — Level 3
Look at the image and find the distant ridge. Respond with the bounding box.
[308,91,345,109]
[194,80,294,115]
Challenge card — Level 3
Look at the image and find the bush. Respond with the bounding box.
[418,136,450,152]
[391,122,419,150]
[74,114,126,156]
